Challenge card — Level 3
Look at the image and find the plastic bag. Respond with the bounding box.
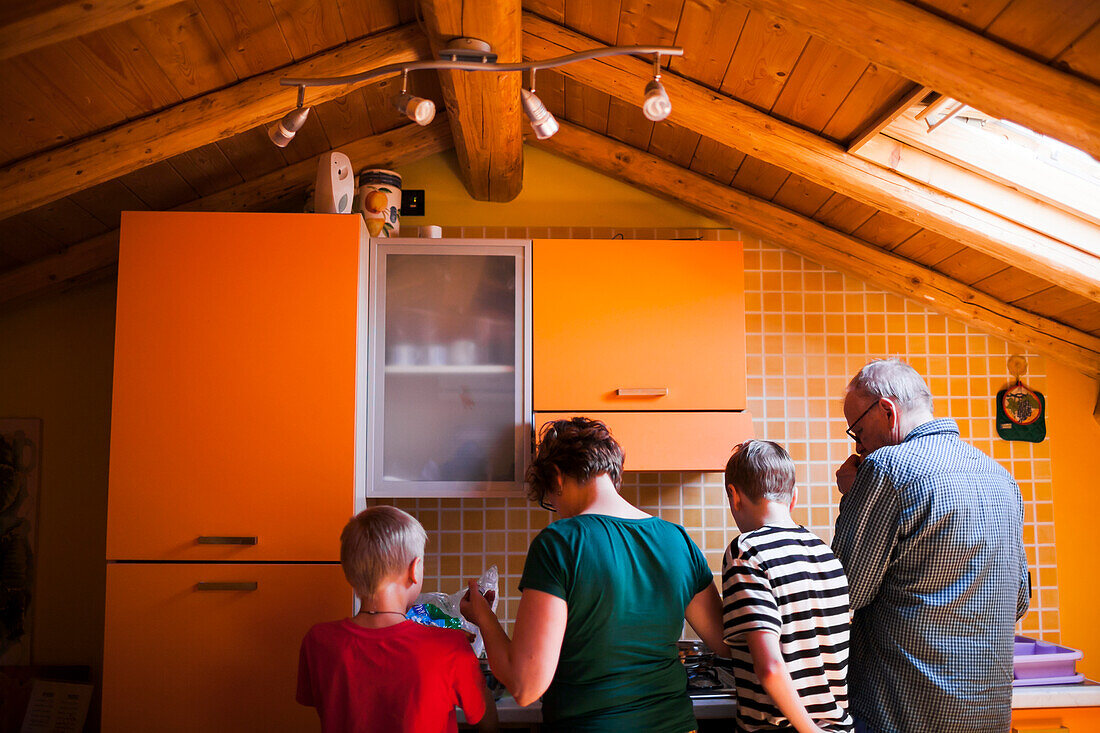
[408,565,498,657]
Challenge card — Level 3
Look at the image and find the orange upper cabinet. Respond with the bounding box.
[533,239,747,411]
[107,212,362,561]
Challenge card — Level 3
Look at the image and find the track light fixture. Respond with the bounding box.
[521,69,559,140]
[642,56,671,122]
[268,85,310,148]
[271,39,683,147]
[391,70,436,126]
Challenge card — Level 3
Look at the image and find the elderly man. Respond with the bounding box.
[833,359,1029,733]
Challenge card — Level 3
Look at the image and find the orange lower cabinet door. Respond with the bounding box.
[535,412,754,471]
[1012,707,1100,731]
[103,563,350,733]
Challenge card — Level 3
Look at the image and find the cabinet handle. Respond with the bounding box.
[616,388,669,397]
[196,582,258,592]
[197,536,257,545]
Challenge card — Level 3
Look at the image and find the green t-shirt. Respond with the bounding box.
[519,514,713,732]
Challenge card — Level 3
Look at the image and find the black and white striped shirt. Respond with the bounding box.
[722,524,853,733]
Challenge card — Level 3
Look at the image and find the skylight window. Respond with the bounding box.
[874,95,1100,257]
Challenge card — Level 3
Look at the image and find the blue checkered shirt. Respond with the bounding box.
[832,419,1029,733]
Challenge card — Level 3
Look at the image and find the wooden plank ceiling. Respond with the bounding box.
[1,0,1098,375]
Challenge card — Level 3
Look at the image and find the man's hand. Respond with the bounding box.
[460,580,497,627]
[835,454,862,495]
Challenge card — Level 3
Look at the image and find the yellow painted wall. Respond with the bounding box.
[1045,362,1100,679]
[0,277,116,724]
[396,146,724,228]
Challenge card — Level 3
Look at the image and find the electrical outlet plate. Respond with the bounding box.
[401,189,425,216]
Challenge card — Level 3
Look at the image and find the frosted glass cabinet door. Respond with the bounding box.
[359,239,531,498]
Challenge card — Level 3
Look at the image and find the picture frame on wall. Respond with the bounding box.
[0,418,41,666]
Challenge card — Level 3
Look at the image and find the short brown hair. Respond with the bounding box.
[526,417,624,505]
[340,506,427,599]
[724,440,796,503]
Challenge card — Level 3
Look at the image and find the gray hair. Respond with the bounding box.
[340,506,427,599]
[847,358,934,414]
[724,440,796,503]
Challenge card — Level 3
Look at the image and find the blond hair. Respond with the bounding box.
[340,506,427,599]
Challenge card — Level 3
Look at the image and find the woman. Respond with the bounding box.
[461,417,727,732]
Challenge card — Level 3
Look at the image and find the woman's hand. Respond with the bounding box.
[460,580,497,627]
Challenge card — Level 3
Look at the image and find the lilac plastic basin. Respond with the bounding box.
[1012,635,1084,686]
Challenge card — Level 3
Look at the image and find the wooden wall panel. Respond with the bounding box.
[670,0,748,88]
[0,214,62,267]
[119,161,200,210]
[911,0,1012,32]
[976,266,1055,303]
[21,199,111,247]
[820,67,915,143]
[616,0,682,45]
[193,0,293,78]
[812,193,877,233]
[850,211,922,250]
[312,89,376,149]
[985,0,1100,61]
[68,181,151,230]
[771,173,834,217]
[606,97,654,150]
[216,128,291,181]
[935,248,1009,285]
[169,144,246,197]
[770,36,868,132]
[731,156,790,199]
[720,11,809,110]
[647,122,701,169]
[564,77,611,134]
[565,0,621,44]
[688,137,745,185]
[1054,20,1100,83]
[63,25,184,118]
[335,0,405,40]
[269,0,347,59]
[127,2,239,97]
[890,229,964,267]
[539,69,567,117]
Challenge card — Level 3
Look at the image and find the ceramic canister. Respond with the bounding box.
[357,169,402,237]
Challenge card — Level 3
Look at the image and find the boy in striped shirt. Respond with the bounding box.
[721,440,853,733]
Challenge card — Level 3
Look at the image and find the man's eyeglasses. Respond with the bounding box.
[845,400,879,441]
[539,496,557,513]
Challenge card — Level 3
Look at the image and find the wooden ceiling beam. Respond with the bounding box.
[523,15,1100,304]
[735,0,1100,162]
[0,23,430,221]
[0,0,183,62]
[0,119,454,308]
[532,121,1100,380]
[419,0,523,202]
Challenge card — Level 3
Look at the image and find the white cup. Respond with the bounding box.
[420,225,442,238]
[449,339,477,366]
[390,343,417,366]
[425,344,448,366]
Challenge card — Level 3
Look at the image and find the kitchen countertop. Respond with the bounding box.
[463,681,1100,725]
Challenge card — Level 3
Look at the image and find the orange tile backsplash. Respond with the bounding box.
[374,227,1058,641]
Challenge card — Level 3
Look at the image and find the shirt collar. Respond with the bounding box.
[902,417,959,442]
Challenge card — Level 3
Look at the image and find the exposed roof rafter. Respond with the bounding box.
[419,0,524,202]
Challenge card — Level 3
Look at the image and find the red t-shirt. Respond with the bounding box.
[297,618,487,732]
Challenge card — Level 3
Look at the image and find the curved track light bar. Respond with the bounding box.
[279,45,683,88]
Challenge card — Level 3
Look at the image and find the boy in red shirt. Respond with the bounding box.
[297,506,497,732]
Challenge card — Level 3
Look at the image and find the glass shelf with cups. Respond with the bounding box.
[357,238,531,500]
